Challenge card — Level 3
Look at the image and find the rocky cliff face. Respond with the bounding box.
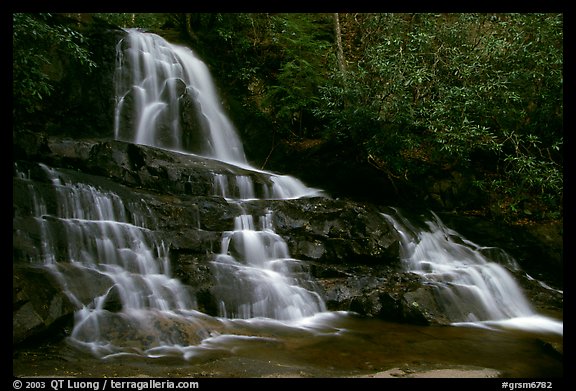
[13,135,563,347]
[12,21,562,349]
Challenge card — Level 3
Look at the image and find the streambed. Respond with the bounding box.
[13,311,562,378]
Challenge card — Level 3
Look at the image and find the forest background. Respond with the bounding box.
[12,12,564,225]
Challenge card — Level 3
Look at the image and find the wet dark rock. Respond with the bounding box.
[315,265,450,325]
[268,198,401,264]
[12,136,563,346]
[13,266,76,346]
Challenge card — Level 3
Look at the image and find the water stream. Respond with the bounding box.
[383,209,563,335]
[13,28,562,375]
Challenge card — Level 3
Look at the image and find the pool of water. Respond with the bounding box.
[13,311,562,378]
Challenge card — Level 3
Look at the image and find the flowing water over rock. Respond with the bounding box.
[19,28,329,360]
[13,28,562,377]
[114,29,247,163]
[211,208,326,320]
[383,209,563,335]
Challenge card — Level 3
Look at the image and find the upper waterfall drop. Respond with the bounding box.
[114,29,246,164]
[114,28,322,199]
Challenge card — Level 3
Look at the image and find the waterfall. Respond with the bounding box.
[113,27,327,316]
[383,209,563,336]
[14,28,561,363]
[9,28,326,358]
[112,29,562,338]
[114,28,322,200]
[114,29,245,163]
[212,208,326,320]
[14,160,327,359]
[15,164,212,358]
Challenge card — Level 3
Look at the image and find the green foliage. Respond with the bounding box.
[93,13,167,29]
[13,12,562,222]
[180,12,562,221]
[314,13,562,221]
[13,13,97,122]
[174,13,333,139]
[259,14,332,138]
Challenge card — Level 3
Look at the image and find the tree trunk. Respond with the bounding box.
[333,13,347,78]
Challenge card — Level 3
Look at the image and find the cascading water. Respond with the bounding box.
[14,160,331,360]
[14,27,561,368]
[113,28,326,325]
[16,164,213,358]
[211,208,326,320]
[383,209,563,336]
[113,27,327,322]
[112,28,562,337]
[12,28,324,359]
[114,29,245,162]
[114,28,322,201]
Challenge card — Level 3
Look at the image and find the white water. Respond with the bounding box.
[16,163,330,358]
[115,28,563,342]
[114,28,322,201]
[15,28,327,358]
[16,164,209,357]
[14,28,561,361]
[383,209,562,336]
[113,29,327,324]
[212,208,326,320]
[114,29,244,163]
